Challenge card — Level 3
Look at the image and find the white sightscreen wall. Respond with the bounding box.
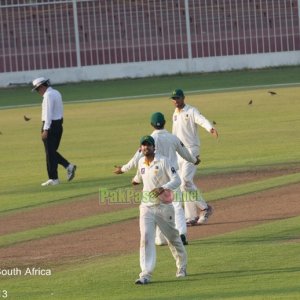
[0,0,299,85]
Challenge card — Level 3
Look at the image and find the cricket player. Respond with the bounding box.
[133,135,187,284]
[171,88,218,225]
[114,112,200,245]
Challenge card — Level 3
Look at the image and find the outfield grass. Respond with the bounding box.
[0,85,299,211]
[2,216,300,300]
[0,66,300,107]
[1,173,299,248]
[0,68,300,299]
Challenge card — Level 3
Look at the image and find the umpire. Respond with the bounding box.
[32,77,76,186]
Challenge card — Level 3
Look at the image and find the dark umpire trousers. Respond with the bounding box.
[42,119,69,180]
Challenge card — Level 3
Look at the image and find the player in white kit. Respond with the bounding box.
[171,89,218,225]
[114,112,200,245]
[133,135,187,284]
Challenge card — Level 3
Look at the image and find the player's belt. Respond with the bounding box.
[51,118,63,124]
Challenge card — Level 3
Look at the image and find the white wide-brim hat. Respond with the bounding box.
[31,77,49,91]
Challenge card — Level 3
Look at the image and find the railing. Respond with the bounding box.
[0,0,299,73]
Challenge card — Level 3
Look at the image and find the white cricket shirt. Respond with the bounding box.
[42,87,64,130]
[121,129,196,172]
[172,104,213,150]
[133,154,181,206]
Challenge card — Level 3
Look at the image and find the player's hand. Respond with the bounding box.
[210,128,218,138]
[114,165,124,174]
[41,130,48,141]
[194,155,201,165]
[150,187,164,198]
[158,189,174,204]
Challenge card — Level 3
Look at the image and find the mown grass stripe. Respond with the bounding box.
[0,172,299,248]
[1,82,299,110]
[0,208,138,248]
[205,172,300,201]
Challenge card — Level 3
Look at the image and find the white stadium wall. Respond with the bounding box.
[0,0,300,87]
[2,51,300,87]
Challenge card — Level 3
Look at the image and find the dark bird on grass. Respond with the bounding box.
[212,120,217,125]
[248,100,253,105]
[268,91,277,95]
[24,115,31,121]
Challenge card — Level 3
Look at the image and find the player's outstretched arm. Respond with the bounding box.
[120,148,143,173]
[175,137,198,164]
[114,148,143,174]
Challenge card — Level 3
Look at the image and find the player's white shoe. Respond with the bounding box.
[186,217,199,226]
[67,164,76,181]
[176,267,187,278]
[135,277,150,285]
[197,205,213,224]
[41,179,59,186]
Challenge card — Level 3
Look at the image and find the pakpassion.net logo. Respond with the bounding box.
[98,188,201,205]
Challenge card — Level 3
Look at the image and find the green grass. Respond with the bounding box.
[1,173,299,248]
[0,207,137,248]
[1,85,299,210]
[1,68,300,299]
[2,216,299,300]
[205,173,300,201]
[1,65,300,107]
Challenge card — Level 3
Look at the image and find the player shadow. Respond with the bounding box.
[190,234,298,246]
[135,266,300,285]
[146,277,198,285]
[204,215,290,226]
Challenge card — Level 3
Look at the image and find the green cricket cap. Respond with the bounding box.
[170,89,184,99]
[140,135,155,146]
[150,112,165,127]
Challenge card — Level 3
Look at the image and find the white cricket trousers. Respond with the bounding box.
[177,151,208,221]
[155,188,187,245]
[139,203,187,280]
